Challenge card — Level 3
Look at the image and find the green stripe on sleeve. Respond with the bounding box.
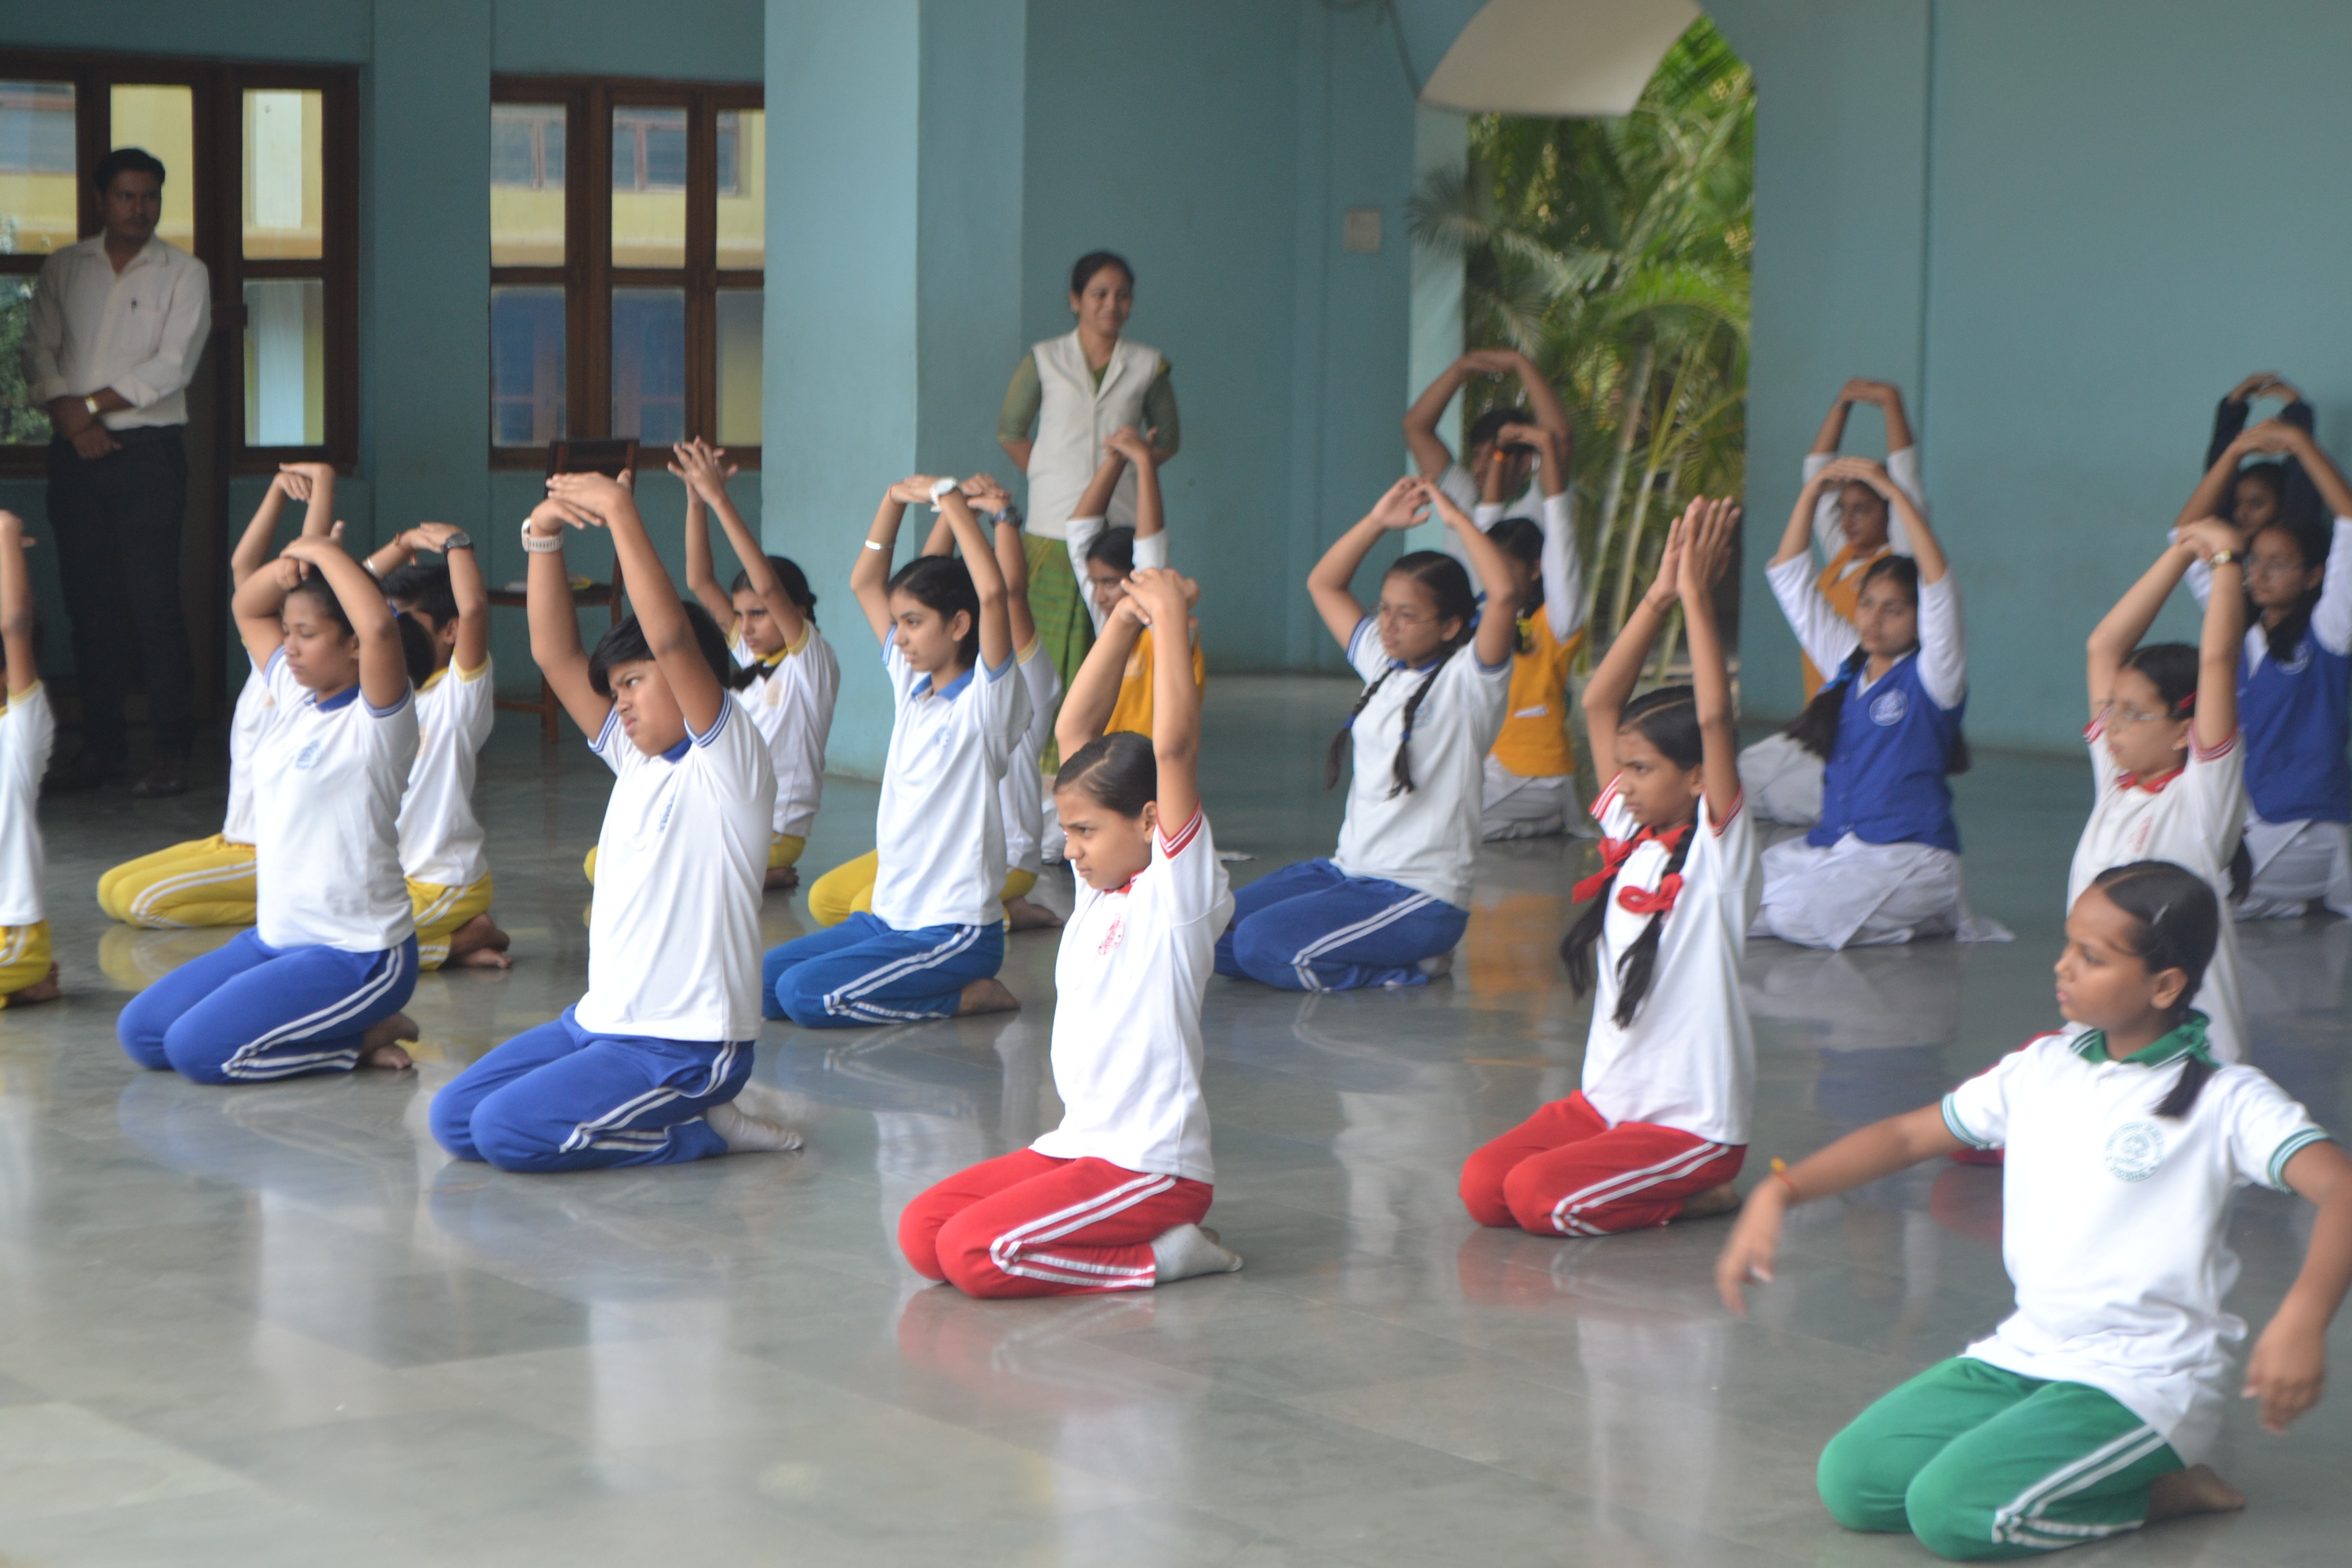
[2268,1128,2333,1191]
[1941,1093,1993,1150]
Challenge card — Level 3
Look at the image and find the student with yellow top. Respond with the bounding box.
[1472,419,1588,840]
[1739,378,1928,827]
[97,462,339,929]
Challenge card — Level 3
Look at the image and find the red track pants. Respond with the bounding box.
[1460,1090,1745,1235]
[900,1148,1212,1297]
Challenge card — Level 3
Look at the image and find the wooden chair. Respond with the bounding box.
[491,439,638,745]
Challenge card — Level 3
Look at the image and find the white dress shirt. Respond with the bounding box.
[22,235,212,428]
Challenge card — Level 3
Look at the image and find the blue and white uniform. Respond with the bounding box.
[432,692,775,1170]
[2188,517,2352,918]
[1217,615,1509,990]
[1752,556,2007,949]
[119,650,421,1082]
[764,642,1031,1026]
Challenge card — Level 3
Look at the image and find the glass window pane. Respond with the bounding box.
[242,278,325,446]
[715,109,763,271]
[110,85,195,251]
[492,103,566,266]
[610,288,684,446]
[716,289,761,448]
[491,285,566,447]
[0,81,79,256]
[242,88,323,260]
[611,106,685,268]
[1,277,54,444]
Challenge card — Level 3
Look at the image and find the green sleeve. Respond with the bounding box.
[1143,360,1180,457]
[997,353,1042,446]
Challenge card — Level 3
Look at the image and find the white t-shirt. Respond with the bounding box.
[2067,723,2249,1063]
[578,694,775,1042]
[250,651,419,954]
[1804,444,1925,564]
[870,644,1031,930]
[220,655,274,845]
[1000,639,1063,877]
[1330,617,1511,909]
[1065,515,1170,634]
[731,623,840,840]
[1579,782,1759,1145]
[1033,805,1233,1182]
[1437,461,1540,526]
[397,658,496,890]
[0,682,55,927]
[1943,1027,2331,1464]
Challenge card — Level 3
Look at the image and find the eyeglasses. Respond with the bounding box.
[2244,557,2309,580]
[2097,698,2172,727]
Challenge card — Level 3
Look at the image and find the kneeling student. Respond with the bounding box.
[429,474,795,1170]
[1459,499,1754,1235]
[900,567,1242,1295]
[1,511,59,1010]
[1718,861,2352,1561]
[366,523,510,970]
[117,531,431,1081]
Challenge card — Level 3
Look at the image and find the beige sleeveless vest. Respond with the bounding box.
[1023,329,1159,541]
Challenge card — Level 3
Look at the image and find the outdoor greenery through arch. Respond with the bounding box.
[1410,16,1751,679]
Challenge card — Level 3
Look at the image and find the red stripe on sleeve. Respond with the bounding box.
[1157,806,1206,857]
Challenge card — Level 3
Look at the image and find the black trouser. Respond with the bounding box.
[46,426,193,761]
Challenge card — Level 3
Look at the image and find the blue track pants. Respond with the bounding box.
[763,912,1004,1027]
[430,1006,752,1172]
[117,928,418,1083]
[1214,859,1467,991]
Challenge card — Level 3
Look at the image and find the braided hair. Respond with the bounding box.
[1559,687,1703,1026]
[1324,551,1478,796]
[2086,861,2221,1117]
[1780,555,1971,774]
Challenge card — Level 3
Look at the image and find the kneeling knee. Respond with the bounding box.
[1901,1472,2001,1561]
[1457,1160,1516,1229]
[429,1093,482,1162]
[1228,921,1304,989]
[932,1217,1011,1298]
[773,972,839,1028]
[1815,1431,1913,1537]
[466,1102,560,1173]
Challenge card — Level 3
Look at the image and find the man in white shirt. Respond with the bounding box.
[21,147,213,798]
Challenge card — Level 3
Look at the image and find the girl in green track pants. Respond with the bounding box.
[1716,861,2352,1560]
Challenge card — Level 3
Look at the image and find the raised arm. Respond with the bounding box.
[1425,480,1520,670]
[684,438,805,648]
[1128,568,1202,829]
[1582,515,1684,787]
[522,499,610,736]
[0,512,35,698]
[1715,1102,1964,1315]
[1677,497,1744,822]
[2182,520,2244,751]
[1809,383,1856,456]
[1855,379,1914,452]
[964,476,1037,653]
[937,488,1012,672]
[673,440,738,631]
[1106,427,1165,547]
[2175,427,2264,534]
[1071,444,1128,532]
[406,522,492,674]
[1056,595,1146,762]
[854,483,926,646]
[230,473,296,590]
[2269,423,2352,522]
[1773,468,1838,567]
[2087,536,2201,718]
[547,472,723,735]
[1823,456,1945,584]
[1510,351,1572,452]
[280,535,409,710]
[1309,477,1429,648]
[1403,356,1476,480]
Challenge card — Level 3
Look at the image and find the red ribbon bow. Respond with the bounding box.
[1572,821,1692,913]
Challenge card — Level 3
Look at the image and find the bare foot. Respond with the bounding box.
[1676,1183,1743,1221]
[955,977,1019,1017]
[1003,895,1064,931]
[6,963,61,1007]
[446,914,513,970]
[766,864,801,892]
[357,1012,419,1071]
[2146,1464,2244,1523]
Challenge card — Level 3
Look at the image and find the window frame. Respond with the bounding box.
[0,48,359,478]
[490,74,762,471]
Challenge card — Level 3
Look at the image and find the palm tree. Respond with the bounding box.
[1409,18,1752,677]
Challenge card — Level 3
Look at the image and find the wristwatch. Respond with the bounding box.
[2210,549,2239,569]
[82,395,101,417]
[520,518,564,554]
[927,476,960,509]
[441,530,474,552]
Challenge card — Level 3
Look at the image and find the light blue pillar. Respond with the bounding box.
[765,0,1026,778]
[1400,104,1466,560]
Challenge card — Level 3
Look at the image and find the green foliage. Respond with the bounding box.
[1,217,57,446]
[1410,17,1752,669]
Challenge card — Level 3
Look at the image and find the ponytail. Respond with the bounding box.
[1325,551,1477,796]
[2249,520,2329,664]
[1781,555,1969,775]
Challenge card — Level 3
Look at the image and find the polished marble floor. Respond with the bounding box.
[4,675,2349,1566]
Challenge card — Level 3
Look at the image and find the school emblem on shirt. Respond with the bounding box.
[294,740,323,770]
[2278,641,2313,675]
[1869,689,1909,726]
[1097,915,1124,955]
[2103,1120,2168,1182]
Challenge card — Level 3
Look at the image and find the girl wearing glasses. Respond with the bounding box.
[1215,476,1516,990]
[2171,417,2352,920]
[2071,520,2248,1060]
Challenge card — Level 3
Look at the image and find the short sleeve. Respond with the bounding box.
[2186,728,2246,845]
[1591,775,1637,839]
[1,684,55,794]
[2216,1070,2333,1192]
[974,651,1033,766]
[2084,719,2119,797]
[1442,638,1513,749]
[454,657,497,747]
[589,704,631,778]
[1016,643,1061,749]
[1151,806,1229,925]
[687,692,767,800]
[1345,616,1386,683]
[263,645,301,707]
[1132,530,1169,571]
[882,640,915,713]
[1943,1045,2035,1149]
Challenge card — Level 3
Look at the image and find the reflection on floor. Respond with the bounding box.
[3,676,2346,1565]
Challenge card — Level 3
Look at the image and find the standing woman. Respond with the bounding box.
[998,251,1180,690]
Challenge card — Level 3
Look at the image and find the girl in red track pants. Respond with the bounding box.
[900,1148,1213,1298]
[1460,1089,1745,1236]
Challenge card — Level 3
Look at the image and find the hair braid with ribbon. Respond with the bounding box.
[1324,550,1477,795]
[1558,685,1705,1026]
